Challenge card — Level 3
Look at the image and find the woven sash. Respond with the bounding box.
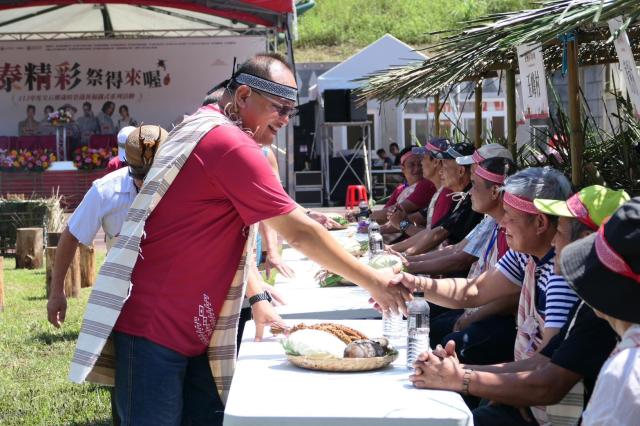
[69,107,255,405]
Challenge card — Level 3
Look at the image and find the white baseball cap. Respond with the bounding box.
[456,143,513,165]
[117,126,136,161]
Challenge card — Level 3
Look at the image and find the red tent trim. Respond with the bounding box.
[0,0,292,27]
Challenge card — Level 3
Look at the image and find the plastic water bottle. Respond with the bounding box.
[382,310,405,345]
[368,222,384,260]
[358,200,370,220]
[406,292,430,369]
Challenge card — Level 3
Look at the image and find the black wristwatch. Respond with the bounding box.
[399,220,411,232]
[249,291,273,306]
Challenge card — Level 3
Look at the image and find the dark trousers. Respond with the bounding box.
[430,310,516,365]
[113,332,225,426]
[473,402,538,426]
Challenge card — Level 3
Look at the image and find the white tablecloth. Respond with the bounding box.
[273,227,378,320]
[224,320,473,426]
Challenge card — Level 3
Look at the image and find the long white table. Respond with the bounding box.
[273,227,379,320]
[224,320,473,426]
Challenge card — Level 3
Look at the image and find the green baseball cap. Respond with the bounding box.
[534,185,630,230]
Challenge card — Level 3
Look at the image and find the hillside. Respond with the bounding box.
[294,0,531,62]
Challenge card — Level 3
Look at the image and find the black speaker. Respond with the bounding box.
[323,89,367,123]
[323,89,350,122]
[349,91,368,122]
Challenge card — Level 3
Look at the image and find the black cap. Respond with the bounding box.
[434,141,475,160]
[560,197,640,323]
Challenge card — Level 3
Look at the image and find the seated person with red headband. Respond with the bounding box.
[389,167,592,425]
[388,142,483,255]
[405,186,629,426]
[369,146,436,232]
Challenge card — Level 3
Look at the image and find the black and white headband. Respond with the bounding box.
[232,73,298,102]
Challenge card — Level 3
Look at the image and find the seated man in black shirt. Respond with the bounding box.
[408,185,629,426]
[389,142,483,256]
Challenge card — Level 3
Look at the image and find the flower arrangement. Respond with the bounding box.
[47,109,74,126]
[0,148,57,172]
[73,146,117,170]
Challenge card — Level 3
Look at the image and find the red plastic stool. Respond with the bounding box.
[345,185,368,209]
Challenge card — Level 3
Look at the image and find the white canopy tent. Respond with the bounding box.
[305,34,427,205]
[309,34,428,153]
[315,34,427,96]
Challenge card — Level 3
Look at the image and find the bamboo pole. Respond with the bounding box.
[474,83,483,148]
[434,93,441,137]
[506,69,517,159]
[567,39,583,188]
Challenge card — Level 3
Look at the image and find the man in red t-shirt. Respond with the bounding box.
[111,53,410,425]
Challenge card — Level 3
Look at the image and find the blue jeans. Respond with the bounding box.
[113,332,224,426]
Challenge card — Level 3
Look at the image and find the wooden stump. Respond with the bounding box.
[47,232,63,247]
[79,244,96,288]
[0,257,4,312]
[45,247,81,298]
[16,228,44,269]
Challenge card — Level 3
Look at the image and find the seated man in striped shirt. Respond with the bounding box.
[387,168,580,420]
[406,185,629,426]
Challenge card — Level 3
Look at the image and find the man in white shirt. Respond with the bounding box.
[560,197,640,426]
[46,125,167,328]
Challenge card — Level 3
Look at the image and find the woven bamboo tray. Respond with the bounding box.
[286,351,398,372]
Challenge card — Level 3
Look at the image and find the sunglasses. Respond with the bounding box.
[253,90,298,119]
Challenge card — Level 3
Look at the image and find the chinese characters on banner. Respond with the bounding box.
[608,16,640,119]
[0,61,168,94]
[0,37,265,135]
[516,43,550,119]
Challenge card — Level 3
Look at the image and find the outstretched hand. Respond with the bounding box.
[252,300,286,342]
[367,268,412,316]
[389,271,424,294]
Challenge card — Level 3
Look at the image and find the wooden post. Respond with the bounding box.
[506,69,517,160]
[79,244,96,288]
[433,93,441,137]
[15,227,44,269]
[567,39,583,188]
[0,257,4,312]
[47,231,62,247]
[474,83,483,148]
[45,247,81,298]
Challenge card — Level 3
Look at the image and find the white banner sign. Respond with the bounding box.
[608,16,640,118]
[0,36,266,135]
[517,43,550,119]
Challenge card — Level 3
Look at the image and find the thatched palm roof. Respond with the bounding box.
[361,0,640,102]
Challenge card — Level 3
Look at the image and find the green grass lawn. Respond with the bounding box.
[0,251,111,426]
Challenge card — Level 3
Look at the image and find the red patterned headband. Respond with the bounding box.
[595,225,640,283]
[503,192,539,215]
[475,165,504,184]
[566,194,598,231]
[426,142,444,153]
[472,151,485,163]
[400,152,416,165]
